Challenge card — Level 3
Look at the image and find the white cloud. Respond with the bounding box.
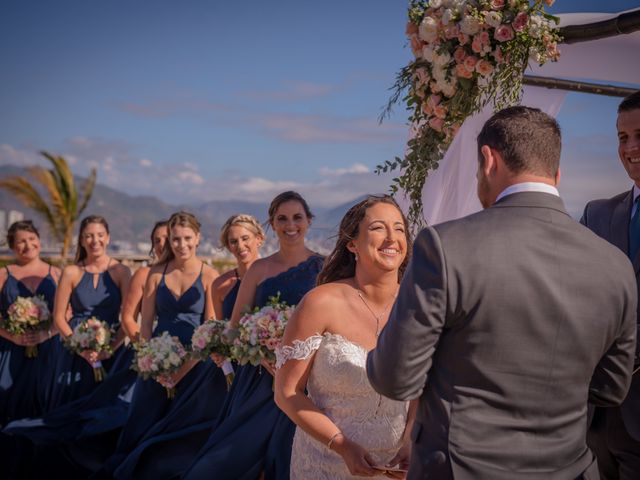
[139,158,152,167]
[177,171,205,185]
[319,163,369,177]
[239,177,300,193]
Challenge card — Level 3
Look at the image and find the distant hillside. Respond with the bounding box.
[0,164,363,250]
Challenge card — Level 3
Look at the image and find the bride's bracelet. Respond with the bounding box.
[327,431,343,450]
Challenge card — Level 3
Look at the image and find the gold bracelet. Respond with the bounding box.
[327,431,343,450]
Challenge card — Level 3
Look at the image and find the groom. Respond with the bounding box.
[367,106,637,479]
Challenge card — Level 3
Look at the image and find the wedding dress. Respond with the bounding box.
[276,332,408,479]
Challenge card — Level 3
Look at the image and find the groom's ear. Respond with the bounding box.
[480,145,497,177]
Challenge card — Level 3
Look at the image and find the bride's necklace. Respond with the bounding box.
[356,289,397,338]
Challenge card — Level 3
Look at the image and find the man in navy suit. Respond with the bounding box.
[582,90,640,479]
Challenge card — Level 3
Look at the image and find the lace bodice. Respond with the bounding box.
[279,333,408,479]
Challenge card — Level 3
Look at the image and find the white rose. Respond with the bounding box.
[422,45,435,62]
[429,0,443,8]
[432,65,448,81]
[169,352,180,365]
[484,11,502,28]
[419,16,439,43]
[459,15,480,35]
[433,51,452,67]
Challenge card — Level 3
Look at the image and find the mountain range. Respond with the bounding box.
[0,164,364,252]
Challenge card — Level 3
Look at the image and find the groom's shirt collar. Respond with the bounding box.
[495,182,560,203]
[631,185,640,218]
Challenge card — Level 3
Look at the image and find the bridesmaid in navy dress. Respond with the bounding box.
[106,211,226,478]
[106,213,266,479]
[0,221,60,424]
[48,215,131,409]
[0,221,60,476]
[184,191,324,480]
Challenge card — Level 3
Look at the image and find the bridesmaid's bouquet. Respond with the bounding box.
[132,332,188,399]
[64,317,114,382]
[4,295,51,358]
[229,295,294,367]
[191,319,235,389]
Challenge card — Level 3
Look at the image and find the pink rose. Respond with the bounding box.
[463,55,478,71]
[475,59,494,76]
[491,0,506,9]
[479,31,490,46]
[427,94,441,108]
[428,117,445,132]
[410,35,422,57]
[406,21,418,36]
[471,37,483,54]
[433,105,447,120]
[453,47,466,64]
[494,25,515,42]
[492,47,504,63]
[455,64,473,79]
[512,12,528,33]
[457,33,470,46]
[421,102,433,116]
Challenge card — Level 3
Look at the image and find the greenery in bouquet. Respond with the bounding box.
[64,316,114,381]
[378,0,561,225]
[230,294,295,367]
[132,331,188,398]
[3,295,51,357]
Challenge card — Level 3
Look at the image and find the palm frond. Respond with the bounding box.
[27,166,67,219]
[0,177,62,239]
[41,151,77,215]
[76,167,97,219]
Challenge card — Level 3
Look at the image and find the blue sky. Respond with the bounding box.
[1,0,639,216]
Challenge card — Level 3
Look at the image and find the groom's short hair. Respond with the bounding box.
[618,90,640,113]
[477,106,561,178]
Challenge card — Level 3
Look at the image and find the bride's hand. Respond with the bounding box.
[333,436,378,477]
[382,439,411,479]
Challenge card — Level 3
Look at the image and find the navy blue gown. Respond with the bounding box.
[106,263,228,479]
[0,265,57,477]
[183,255,324,480]
[46,267,125,409]
[0,265,57,424]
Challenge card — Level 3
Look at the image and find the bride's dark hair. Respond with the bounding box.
[317,195,412,286]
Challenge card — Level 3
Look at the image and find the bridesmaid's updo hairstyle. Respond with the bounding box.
[267,191,314,227]
[158,211,201,264]
[219,214,265,249]
[7,220,40,249]
[149,219,170,258]
[75,215,110,264]
[317,195,412,286]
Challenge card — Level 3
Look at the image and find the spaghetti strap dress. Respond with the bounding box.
[0,265,57,423]
[183,255,324,480]
[0,265,57,477]
[105,263,227,479]
[46,267,124,409]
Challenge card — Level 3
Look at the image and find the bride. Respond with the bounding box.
[275,195,417,479]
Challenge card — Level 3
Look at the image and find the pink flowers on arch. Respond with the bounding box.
[377,0,561,224]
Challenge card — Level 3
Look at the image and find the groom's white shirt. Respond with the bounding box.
[496,182,559,203]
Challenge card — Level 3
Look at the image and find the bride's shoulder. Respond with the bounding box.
[299,281,350,311]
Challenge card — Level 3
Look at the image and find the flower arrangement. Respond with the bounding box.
[64,317,114,382]
[132,331,188,398]
[4,295,51,358]
[378,0,561,224]
[229,295,294,367]
[191,319,235,388]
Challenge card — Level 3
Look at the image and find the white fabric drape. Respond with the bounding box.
[405,8,640,226]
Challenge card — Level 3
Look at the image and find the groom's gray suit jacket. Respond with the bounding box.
[367,192,637,480]
[581,188,640,441]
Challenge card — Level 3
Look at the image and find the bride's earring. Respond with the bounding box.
[354,252,359,262]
